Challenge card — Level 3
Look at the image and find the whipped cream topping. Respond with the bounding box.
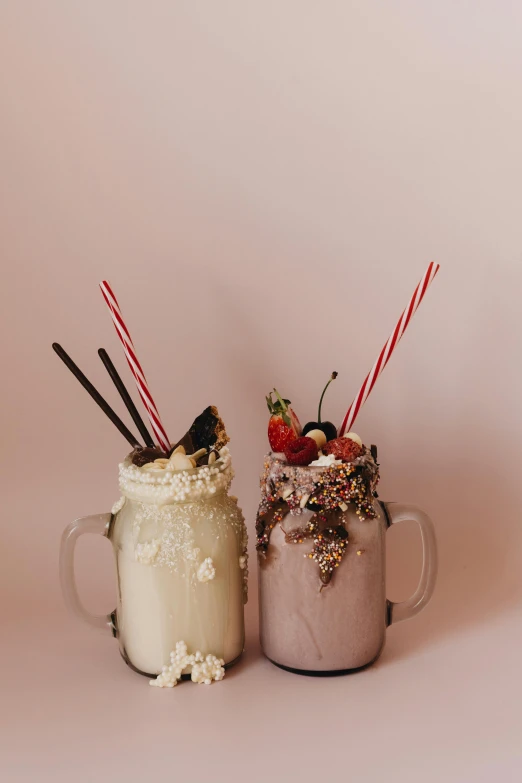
[119,447,234,506]
[309,453,342,467]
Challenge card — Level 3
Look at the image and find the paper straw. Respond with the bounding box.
[99,281,171,452]
[338,262,440,437]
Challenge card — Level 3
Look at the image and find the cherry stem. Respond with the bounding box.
[317,372,337,423]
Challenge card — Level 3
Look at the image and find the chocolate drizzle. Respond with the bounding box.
[256,448,380,586]
[283,513,350,585]
[131,446,168,467]
[256,503,286,556]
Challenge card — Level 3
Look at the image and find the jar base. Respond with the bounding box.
[266,652,381,677]
[120,648,244,679]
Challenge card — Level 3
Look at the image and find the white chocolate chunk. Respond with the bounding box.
[168,452,195,471]
[142,462,165,471]
[305,429,327,449]
[188,448,207,462]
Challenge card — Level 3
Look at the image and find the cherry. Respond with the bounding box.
[302,372,338,442]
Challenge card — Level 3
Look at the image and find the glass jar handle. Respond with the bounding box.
[384,502,438,625]
[59,513,115,635]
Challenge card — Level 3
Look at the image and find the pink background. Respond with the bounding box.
[1,2,522,781]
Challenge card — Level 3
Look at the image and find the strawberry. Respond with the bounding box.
[266,389,302,452]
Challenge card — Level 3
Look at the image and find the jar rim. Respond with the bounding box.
[118,448,234,506]
[122,451,226,478]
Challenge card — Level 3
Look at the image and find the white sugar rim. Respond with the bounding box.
[118,448,234,505]
[120,447,231,484]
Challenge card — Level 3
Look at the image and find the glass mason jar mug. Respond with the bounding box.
[60,450,248,677]
[257,451,437,674]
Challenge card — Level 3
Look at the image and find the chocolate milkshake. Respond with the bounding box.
[257,450,385,673]
[257,378,437,674]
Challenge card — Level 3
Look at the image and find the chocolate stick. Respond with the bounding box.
[98,348,155,448]
[52,343,141,448]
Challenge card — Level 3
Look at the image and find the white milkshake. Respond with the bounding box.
[111,447,247,676]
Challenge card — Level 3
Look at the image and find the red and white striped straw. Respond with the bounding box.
[338,262,440,437]
[99,281,171,452]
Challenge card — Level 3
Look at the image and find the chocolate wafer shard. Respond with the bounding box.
[197,448,219,467]
[132,446,168,467]
[170,432,195,456]
[170,406,229,456]
[190,405,229,451]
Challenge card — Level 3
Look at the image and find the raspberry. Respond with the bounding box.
[323,437,363,463]
[284,436,319,466]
